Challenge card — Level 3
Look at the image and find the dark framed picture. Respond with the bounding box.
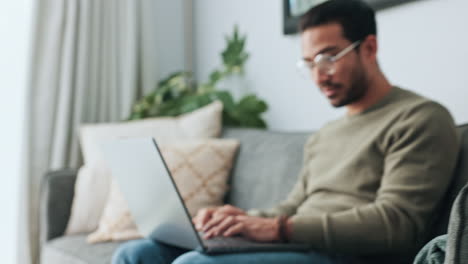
[283,0,422,35]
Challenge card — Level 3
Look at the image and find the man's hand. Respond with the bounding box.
[192,205,246,231]
[203,215,281,242]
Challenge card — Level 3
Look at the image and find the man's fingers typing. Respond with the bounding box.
[202,214,226,233]
[193,207,216,230]
[204,216,236,238]
[223,222,244,237]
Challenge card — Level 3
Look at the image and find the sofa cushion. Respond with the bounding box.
[221,128,310,210]
[41,235,123,264]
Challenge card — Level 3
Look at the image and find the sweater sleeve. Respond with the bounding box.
[289,103,460,254]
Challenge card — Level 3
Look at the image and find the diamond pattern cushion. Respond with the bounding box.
[87,139,240,243]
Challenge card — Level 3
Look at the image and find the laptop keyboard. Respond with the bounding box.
[201,234,253,249]
[199,233,310,253]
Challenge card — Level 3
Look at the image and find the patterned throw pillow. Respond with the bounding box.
[87,139,240,243]
[65,101,223,235]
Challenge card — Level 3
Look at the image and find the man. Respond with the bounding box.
[112,0,460,263]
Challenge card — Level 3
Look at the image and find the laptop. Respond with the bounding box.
[100,137,310,254]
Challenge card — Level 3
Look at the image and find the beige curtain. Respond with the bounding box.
[17,0,160,263]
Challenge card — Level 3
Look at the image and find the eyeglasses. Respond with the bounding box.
[296,40,361,78]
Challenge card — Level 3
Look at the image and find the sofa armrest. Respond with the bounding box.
[445,184,468,264]
[40,169,77,244]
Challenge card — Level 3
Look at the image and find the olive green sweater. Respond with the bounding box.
[249,87,460,256]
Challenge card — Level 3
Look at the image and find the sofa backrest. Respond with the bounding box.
[222,124,468,238]
[431,124,468,237]
[221,128,310,210]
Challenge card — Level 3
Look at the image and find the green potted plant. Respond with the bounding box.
[128,26,268,128]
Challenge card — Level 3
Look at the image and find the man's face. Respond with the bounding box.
[301,23,368,107]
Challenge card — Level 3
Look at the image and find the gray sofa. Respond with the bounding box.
[40,125,468,264]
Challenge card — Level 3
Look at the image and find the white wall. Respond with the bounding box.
[377,0,468,125]
[154,0,191,79]
[0,0,32,263]
[193,0,468,131]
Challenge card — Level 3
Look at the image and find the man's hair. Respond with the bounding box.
[299,0,377,43]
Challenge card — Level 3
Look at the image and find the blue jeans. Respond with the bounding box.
[112,239,355,264]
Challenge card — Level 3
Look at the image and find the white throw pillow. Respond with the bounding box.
[65,101,223,235]
[80,101,223,164]
[87,139,240,243]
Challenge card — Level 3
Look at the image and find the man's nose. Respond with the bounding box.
[312,67,331,84]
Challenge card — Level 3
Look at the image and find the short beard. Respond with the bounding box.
[332,66,368,108]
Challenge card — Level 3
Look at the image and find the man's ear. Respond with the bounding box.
[360,35,378,62]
